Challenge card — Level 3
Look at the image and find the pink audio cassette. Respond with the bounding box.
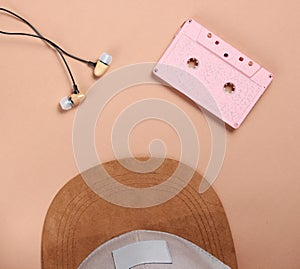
[153,19,273,129]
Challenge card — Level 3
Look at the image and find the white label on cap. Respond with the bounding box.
[112,240,172,269]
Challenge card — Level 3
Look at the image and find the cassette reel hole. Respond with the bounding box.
[224,82,236,94]
[187,58,199,69]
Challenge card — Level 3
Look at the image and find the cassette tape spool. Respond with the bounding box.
[153,19,273,129]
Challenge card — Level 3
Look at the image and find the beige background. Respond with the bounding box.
[0,0,299,268]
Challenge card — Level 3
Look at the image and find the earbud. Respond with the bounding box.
[94,52,112,77]
[60,52,112,111]
[60,92,86,110]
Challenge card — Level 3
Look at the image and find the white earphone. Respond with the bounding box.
[59,52,112,110]
[0,8,112,111]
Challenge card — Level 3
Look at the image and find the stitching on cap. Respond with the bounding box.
[67,179,209,267]
[53,173,228,268]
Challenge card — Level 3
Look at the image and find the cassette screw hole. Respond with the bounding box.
[239,57,244,61]
[187,58,199,69]
[248,61,253,66]
[207,33,212,38]
[224,53,229,58]
[215,40,220,45]
[224,82,236,94]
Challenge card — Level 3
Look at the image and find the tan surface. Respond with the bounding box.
[0,0,299,268]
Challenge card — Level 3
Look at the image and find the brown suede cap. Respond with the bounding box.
[42,158,237,269]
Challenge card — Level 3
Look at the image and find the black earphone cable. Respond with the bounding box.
[0,7,97,93]
[0,8,96,67]
[0,30,79,88]
[0,29,79,92]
